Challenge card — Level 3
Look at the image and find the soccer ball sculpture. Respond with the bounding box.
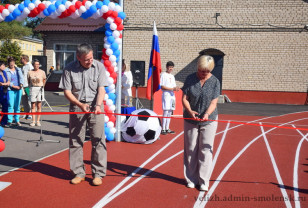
[121,109,161,144]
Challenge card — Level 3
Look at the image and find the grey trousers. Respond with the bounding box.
[69,104,107,179]
[184,119,218,187]
[21,89,31,113]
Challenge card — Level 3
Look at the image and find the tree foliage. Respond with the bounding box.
[0,21,32,41]
[0,40,22,67]
[25,17,44,39]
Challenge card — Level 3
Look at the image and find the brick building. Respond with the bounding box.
[36,0,308,105]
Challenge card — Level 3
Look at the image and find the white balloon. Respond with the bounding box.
[110,89,116,94]
[115,38,122,45]
[106,48,113,56]
[104,43,111,49]
[28,3,35,10]
[8,5,15,13]
[110,23,117,31]
[114,67,118,72]
[54,10,61,16]
[112,62,117,67]
[106,99,113,106]
[92,0,98,5]
[23,8,30,15]
[109,55,116,62]
[0,14,4,22]
[106,17,114,24]
[34,0,41,6]
[109,104,115,111]
[79,6,86,13]
[85,1,92,9]
[65,1,72,8]
[107,77,114,85]
[108,84,115,91]
[114,5,122,13]
[101,5,108,13]
[104,115,109,123]
[1,9,10,17]
[112,31,120,38]
[105,71,110,77]
[72,0,78,5]
[110,127,116,134]
[104,93,109,101]
[107,121,114,128]
[108,2,115,10]
[45,1,51,7]
[49,13,58,19]
[58,4,66,13]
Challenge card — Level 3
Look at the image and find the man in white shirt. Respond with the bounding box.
[160,61,179,135]
[20,55,33,120]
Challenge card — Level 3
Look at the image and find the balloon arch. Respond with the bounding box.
[0,0,126,141]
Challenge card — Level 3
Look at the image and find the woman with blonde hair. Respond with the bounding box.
[28,59,46,127]
[182,55,220,191]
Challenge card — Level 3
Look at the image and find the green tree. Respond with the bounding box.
[0,21,32,41]
[0,40,22,67]
[25,17,45,39]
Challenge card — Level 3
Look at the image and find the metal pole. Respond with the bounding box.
[115,0,124,142]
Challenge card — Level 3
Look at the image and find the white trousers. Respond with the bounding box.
[183,118,218,187]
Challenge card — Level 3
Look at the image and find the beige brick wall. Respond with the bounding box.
[122,0,308,92]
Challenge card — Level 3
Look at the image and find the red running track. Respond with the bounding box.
[0,112,307,208]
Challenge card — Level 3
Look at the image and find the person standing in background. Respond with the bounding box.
[0,61,10,127]
[121,59,133,106]
[160,61,179,135]
[20,55,33,120]
[5,57,24,127]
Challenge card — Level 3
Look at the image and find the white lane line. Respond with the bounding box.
[195,122,231,207]
[93,150,184,207]
[0,181,12,191]
[92,132,184,208]
[196,118,307,208]
[260,123,292,208]
[293,125,308,208]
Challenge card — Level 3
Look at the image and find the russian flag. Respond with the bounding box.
[146,21,162,100]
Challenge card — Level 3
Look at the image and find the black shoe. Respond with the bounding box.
[161,130,168,135]
[167,129,175,134]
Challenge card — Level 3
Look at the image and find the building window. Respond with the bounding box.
[54,44,77,70]
[33,45,36,51]
[97,44,104,60]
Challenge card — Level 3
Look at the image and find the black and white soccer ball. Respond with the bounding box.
[121,109,161,144]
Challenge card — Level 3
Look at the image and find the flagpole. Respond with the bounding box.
[115,0,124,142]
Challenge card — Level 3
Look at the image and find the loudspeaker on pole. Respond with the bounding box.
[130,60,145,86]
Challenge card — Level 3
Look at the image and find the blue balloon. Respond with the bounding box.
[4,14,14,22]
[89,5,97,15]
[107,36,115,44]
[106,132,114,141]
[24,0,31,7]
[18,4,25,12]
[113,49,120,57]
[55,0,62,9]
[62,0,67,4]
[105,126,110,135]
[81,11,90,19]
[31,0,36,3]
[43,8,50,16]
[111,42,119,51]
[103,0,110,6]
[105,30,113,37]
[48,5,56,14]
[0,126,4,138]
[105,23,110,30]
[96,1,103,9]
[118,12,126,20]
[105,87,110,94]
[12,9,21,18]
[108,93,116,100]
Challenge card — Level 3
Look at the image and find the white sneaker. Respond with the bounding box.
[199,185,208,191]
[187,182,195,188]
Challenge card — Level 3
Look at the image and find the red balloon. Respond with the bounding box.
[102,54,109,60]
[109,115,116,123]
[104,105,109,112]
[38,3,46,12]
[75,1,82,9]
[0,140,5,152]
[32,7,39,16]
[119,33,122,38]
[107,66,114,74]
[114,17,122,25]
[111,11,118,18]
[104,60,111,67]
[111,72,117,80]
[105,10,112,17]
[0,5,4,13]
[5,4,9,9]
[117,24,124,31]
[69,5,76,13]
[82,0,87,6]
